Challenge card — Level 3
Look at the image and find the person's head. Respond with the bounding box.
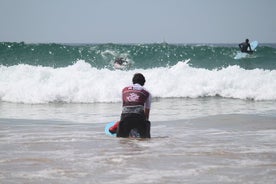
[245,39,249,43]
[132,73,145,86]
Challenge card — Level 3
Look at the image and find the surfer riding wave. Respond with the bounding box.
[239,39,253,54]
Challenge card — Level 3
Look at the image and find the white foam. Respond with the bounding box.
[147,61,276,100]
[1,60,276,103]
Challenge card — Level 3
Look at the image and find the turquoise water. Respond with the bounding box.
[1,42,276,69]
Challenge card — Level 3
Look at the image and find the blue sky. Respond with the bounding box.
[0,0,275,43]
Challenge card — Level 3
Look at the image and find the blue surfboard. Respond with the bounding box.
[250,41,258,50]
[105,122,116,137]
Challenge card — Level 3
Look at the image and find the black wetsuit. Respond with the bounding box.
[117,113,151,138]
[239,42,253,54]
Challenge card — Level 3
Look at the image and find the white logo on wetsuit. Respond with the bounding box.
[126,93,139,102]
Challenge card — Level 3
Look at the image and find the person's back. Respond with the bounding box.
[116,73,152,138]
[239,39,252,53]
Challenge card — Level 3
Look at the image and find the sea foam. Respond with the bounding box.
[1,60,276,103]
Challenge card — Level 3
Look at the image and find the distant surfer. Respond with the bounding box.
[109,73,152,138]
[239,39,253,54]
[113,57,129,69]
[114,57,127,65]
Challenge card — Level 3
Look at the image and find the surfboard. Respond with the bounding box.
[250,41,258,50]
[234,41,258,60]
[105,122,116,137]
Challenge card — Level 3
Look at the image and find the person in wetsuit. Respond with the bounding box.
[114,57,127,65]
[109,73,152,138]
[239,39,253,54]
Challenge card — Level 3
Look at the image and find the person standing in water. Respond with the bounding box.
[109,73,152,138]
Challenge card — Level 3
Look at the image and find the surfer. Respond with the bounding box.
[109,73,152,138]
[114,57,127,65]
[239,39,253,54]
[113,57,129,70]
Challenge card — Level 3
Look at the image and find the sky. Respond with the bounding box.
[0,0,275,43]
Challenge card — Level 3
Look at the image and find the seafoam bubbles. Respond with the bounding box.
[0,60,276,103]
[145,61,276,100]
[0,60,125,103]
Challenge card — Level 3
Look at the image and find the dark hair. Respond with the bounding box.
[132,73,145,86]
[246,39,249,43]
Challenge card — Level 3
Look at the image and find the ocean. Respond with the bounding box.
[1,42,276,183]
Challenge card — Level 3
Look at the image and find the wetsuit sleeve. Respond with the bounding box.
[144,93,151,120]
[144,92,152,109]
[239,43,243,49]
[248,44,252,51]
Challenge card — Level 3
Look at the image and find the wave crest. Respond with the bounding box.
[0,60,276,103]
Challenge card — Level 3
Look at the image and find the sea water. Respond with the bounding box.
[1,42,276,183]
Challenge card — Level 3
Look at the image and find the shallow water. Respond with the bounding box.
[1,97,276,123]
[1,97,276,183]
[1,114,276,183]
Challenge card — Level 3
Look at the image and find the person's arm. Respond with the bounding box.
[144,92,152,120]
[144,108,150,121]
[248,44,252,51]
[239,43,243,49]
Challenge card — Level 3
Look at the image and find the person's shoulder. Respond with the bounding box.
[122,85,133,91]
[141,86,151,96]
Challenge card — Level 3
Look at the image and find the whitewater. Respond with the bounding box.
[0,59,276,103]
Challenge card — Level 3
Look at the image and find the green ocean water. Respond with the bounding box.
[1,42,276,70]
